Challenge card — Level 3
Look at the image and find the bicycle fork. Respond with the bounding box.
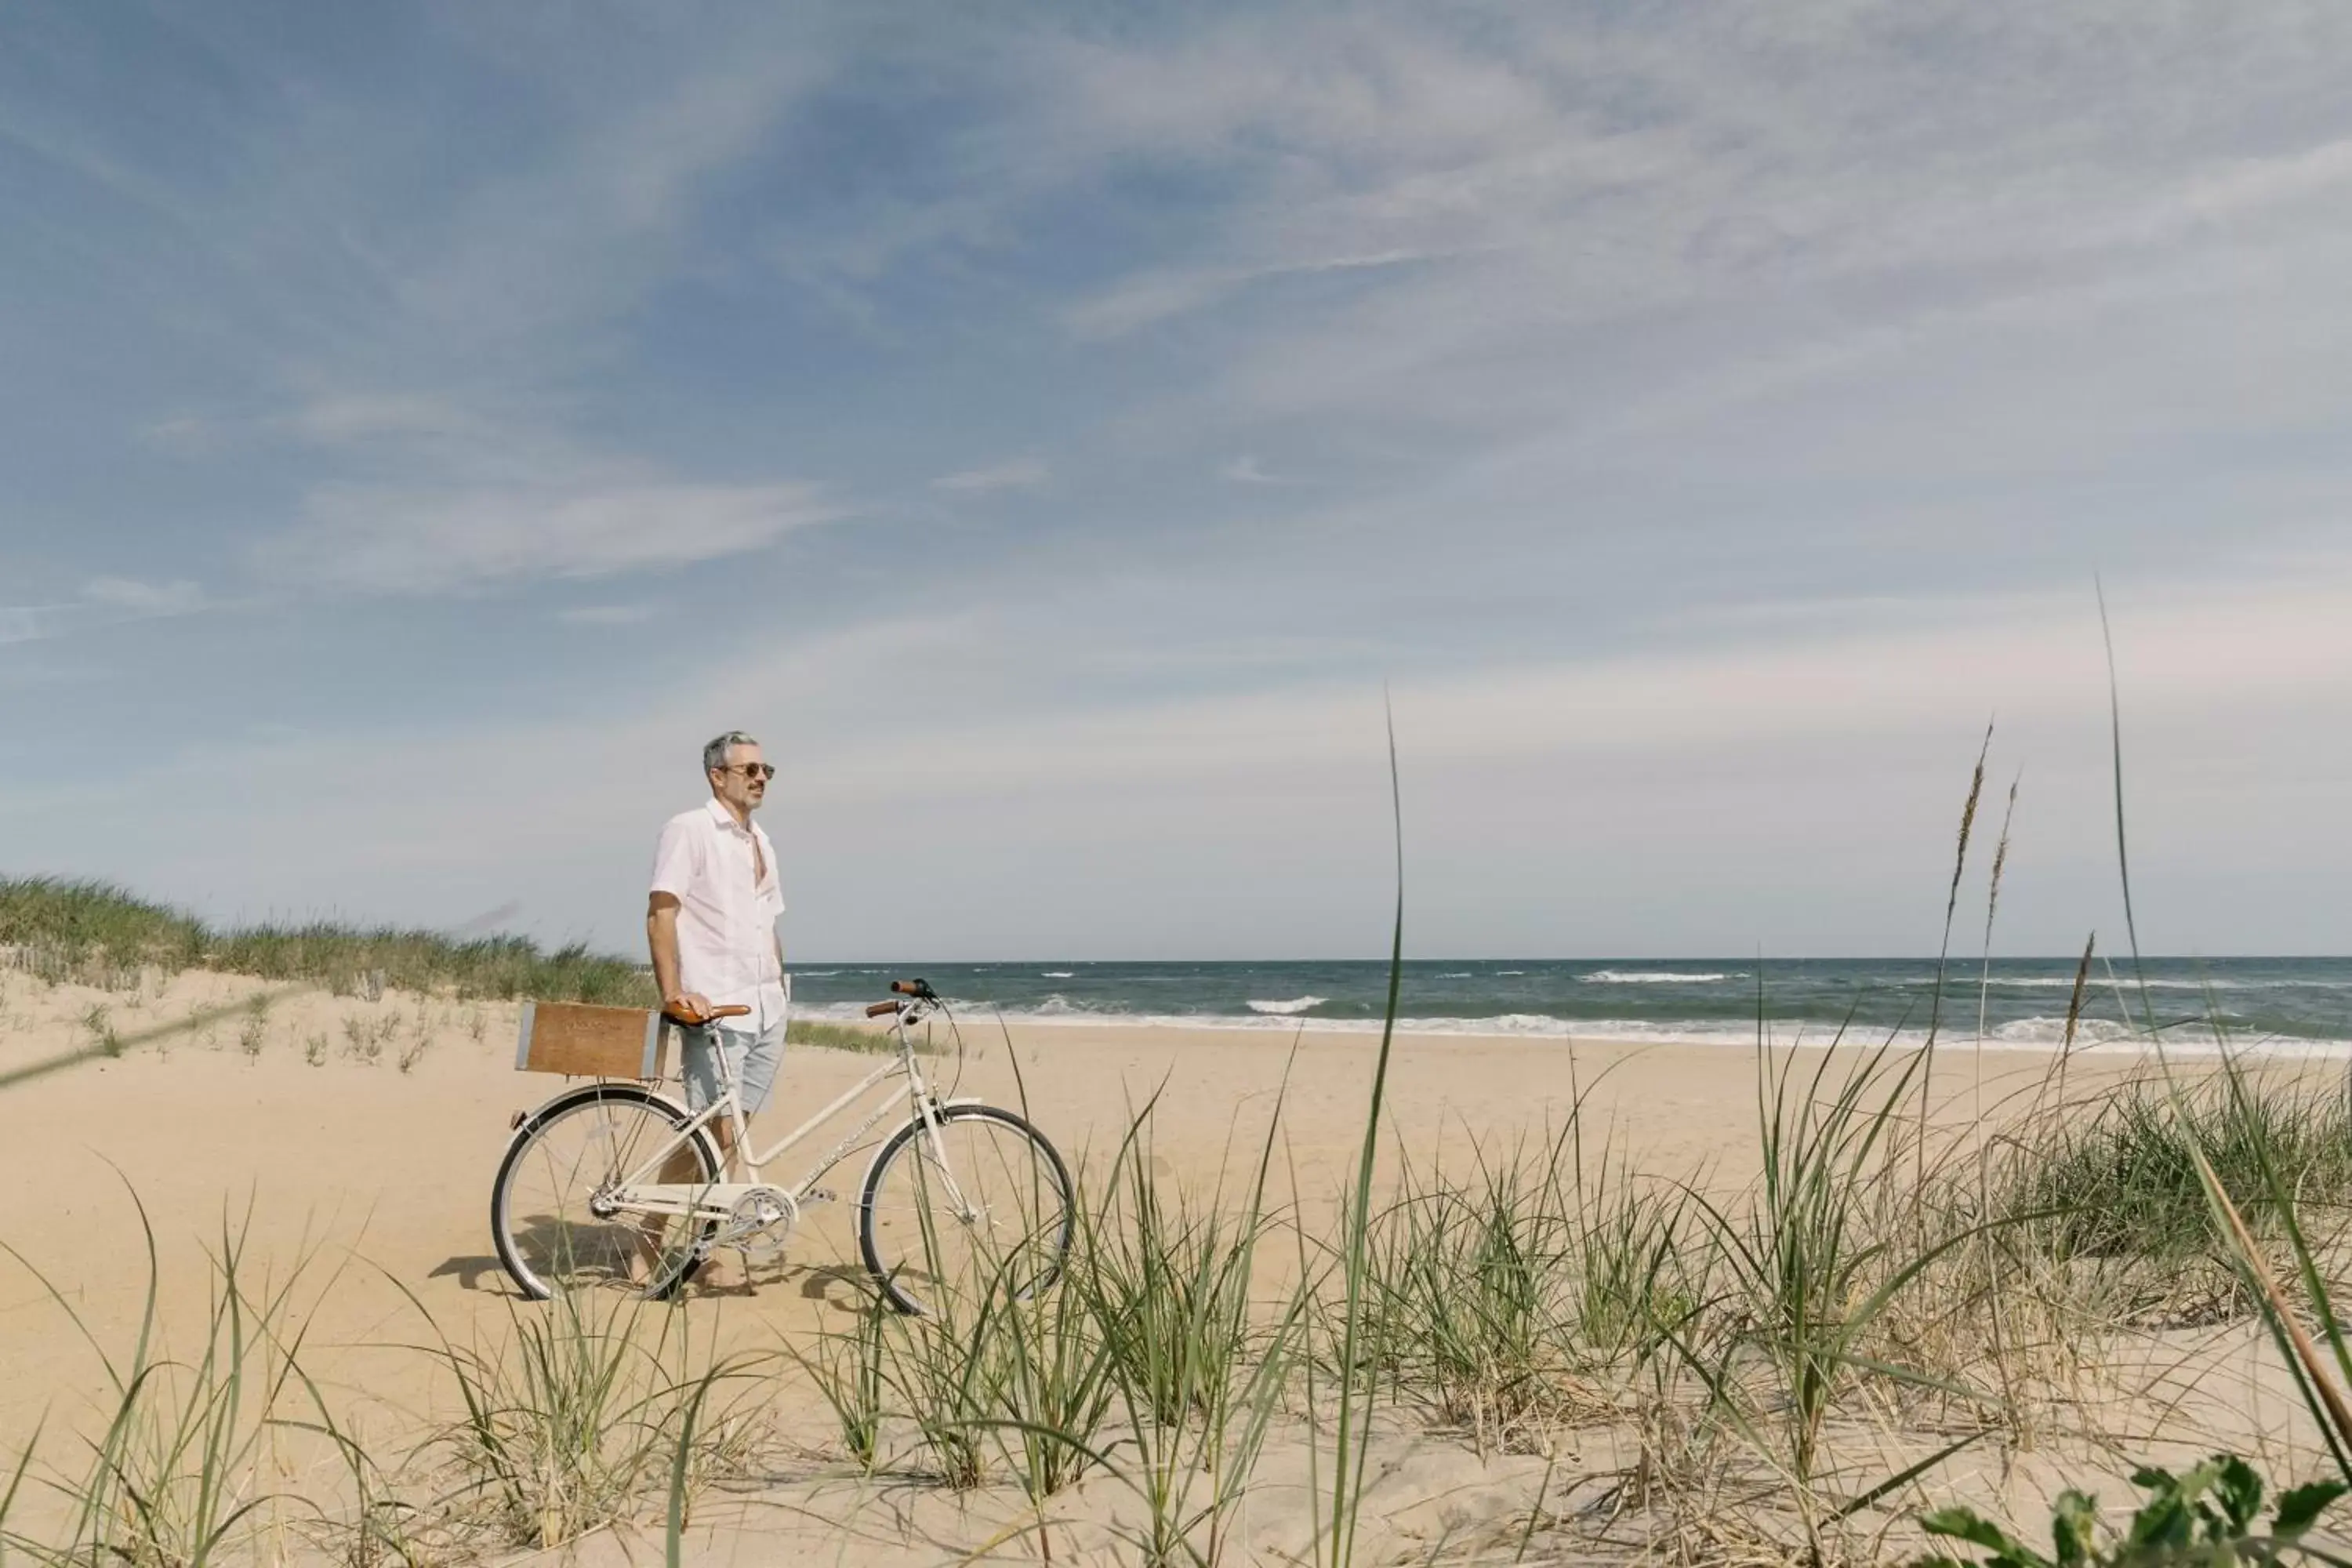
[906,1073,983,1223]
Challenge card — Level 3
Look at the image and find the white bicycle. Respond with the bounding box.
[490,979,1073,1315]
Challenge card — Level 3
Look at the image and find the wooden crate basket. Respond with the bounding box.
[515,1002,671,1080]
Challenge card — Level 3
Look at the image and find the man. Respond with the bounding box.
[646,730,787,1290]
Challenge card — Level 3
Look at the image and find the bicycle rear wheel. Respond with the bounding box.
[858,1103,1073,1316]
[492,1084,718,1300]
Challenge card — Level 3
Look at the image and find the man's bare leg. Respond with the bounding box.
[630,1142,708,1287]
[631,1116,750,1291]
[696,1117,748,1291]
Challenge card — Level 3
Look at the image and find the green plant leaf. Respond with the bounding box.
[2125,1486,2191,1552]
[2212,1453,2263,1532]
[2274,1479,2347,1537]
[2050,1490,2098,1568]
[1921,1505,2047,1566]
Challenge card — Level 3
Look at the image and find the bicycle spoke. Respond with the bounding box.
[612,1096,662,1183]
[862,1108,1071,1316]
[531,1132,615,1279]
[495,1093,713,1298]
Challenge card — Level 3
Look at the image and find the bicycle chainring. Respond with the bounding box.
[720,1185,798,1261]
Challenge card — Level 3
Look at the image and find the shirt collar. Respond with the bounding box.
[704,797,752,836]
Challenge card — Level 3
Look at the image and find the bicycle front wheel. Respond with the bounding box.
[858,1103,1073,1316]
[492,1084,719,1300]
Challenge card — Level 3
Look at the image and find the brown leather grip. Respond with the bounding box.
[891,978,925,996]
[866,1000,902,1019]
[662,1001,753,1026]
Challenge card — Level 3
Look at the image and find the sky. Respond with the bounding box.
[4,1,2352,961]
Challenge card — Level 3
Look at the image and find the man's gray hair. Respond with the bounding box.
[702,731,760,775]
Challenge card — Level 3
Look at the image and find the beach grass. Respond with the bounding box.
[1,880,944,1059]
[789,1294,891,1477]
[783,1095,1300,1558]
[0,1220,768,1566]
[379,1270,768,1555]
[1995,1070,2352,1266]
[1355,1131,1584,1454]
[0,1190,360,1568]
[784,1017,911,1054]
[0,877,649,1004]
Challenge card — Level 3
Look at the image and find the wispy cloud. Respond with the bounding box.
[558,603,659,626]
[0,606,72,647]
[140,416,223,455]
[258,475,840,594]
[2,579,208,647]
[1065,249,1449,340]
[284,394,486,445]
[931,456,1049,493]
[1219,455,1283,485]
[988,4,2352,462]
[83,577,205,615]
[347,24,825,355]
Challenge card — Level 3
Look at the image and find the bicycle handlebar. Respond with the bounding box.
[858,979,935,1021]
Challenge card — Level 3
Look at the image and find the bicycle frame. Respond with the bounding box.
[593,998,975,1225]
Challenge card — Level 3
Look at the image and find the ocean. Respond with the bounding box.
[787,956,2352,1055]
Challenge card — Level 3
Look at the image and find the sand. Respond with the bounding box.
[0,963,2327,1563]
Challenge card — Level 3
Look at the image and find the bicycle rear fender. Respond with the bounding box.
[505,1080,714,1168]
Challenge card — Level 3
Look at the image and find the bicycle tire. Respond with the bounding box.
[492,1083,720,1301]
[857,1102,1074,1316]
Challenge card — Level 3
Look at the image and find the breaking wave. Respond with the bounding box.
[1581,970,1738,985]
[1246,996,1326,1015]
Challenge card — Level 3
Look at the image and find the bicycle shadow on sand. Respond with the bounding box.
[426,1223,880,1312]
[426,1214,623,1294]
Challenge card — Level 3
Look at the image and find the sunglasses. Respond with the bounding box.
[720,763,776,781]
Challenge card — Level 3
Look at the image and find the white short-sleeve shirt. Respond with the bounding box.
[649,798,788,1031]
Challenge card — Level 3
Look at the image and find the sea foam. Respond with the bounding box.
[1247,996,1326,1015]
[1580,969,1736,984]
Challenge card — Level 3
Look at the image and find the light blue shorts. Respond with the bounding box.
[681,1018,785,1118]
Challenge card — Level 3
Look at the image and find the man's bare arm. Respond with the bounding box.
[646,893,708,1016]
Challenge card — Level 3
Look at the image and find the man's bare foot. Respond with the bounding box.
[626,1243,662,1290]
